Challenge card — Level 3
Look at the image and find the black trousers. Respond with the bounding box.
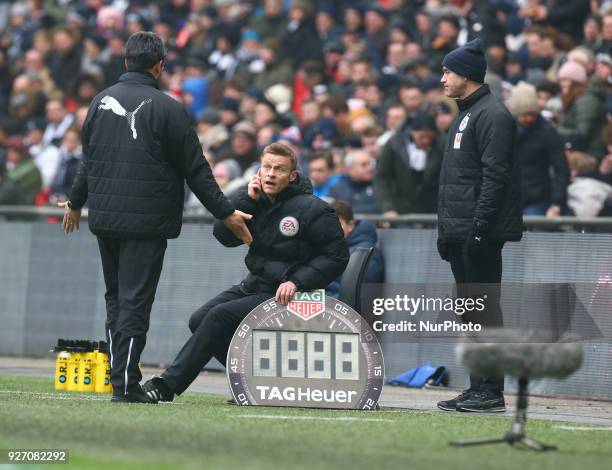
[448,241,505,392]
[162,285,272,395]
[97,237,167,396]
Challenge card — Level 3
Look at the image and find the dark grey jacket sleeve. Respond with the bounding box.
[166,106,234,220]
[474,110,516,227]
[289,203,349,291]
[213,189,257,247]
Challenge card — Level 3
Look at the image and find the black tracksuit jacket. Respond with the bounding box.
[438,85,523,242]
[69,70,233,239]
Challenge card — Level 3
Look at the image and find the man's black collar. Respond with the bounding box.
[456,84,490,112]
[117,70,160,89]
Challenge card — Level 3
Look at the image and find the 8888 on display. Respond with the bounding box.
[227,290,384,409]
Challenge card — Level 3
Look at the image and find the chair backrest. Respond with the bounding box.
[339,247,374,313]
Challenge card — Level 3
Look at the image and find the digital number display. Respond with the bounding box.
[228,291,384,409]
[253,331,359,380]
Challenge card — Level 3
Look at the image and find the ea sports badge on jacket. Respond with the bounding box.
[279,216,299,237]
[459,113,470,132]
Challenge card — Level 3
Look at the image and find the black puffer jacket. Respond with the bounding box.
[517,116,569,209]
[214,174,349,294]
[438,85,523,242]
[69,71,233,239]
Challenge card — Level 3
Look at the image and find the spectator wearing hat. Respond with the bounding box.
[253,98,278,129]
[218,121,259,173]
[25,117,61,189]
[219,97,241,132]
[280,0,323,69]
[511,81,569,216]
[557,60,606,160]
[248,0,288,42]
[375,111,443,217]
[235,29,264,80]
[3,135,42,205]
[505,52,526,85]
[181,76,210,120]
[328,149,380,214]
[322,39,345,83]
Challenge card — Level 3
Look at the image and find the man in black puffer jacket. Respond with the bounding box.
[436,38,523,414]
[58,32,252,404]
[142,142,349,402]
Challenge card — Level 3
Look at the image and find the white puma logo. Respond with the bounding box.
[98,95,152,140]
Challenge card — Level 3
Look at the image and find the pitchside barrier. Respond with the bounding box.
[1,206,611,400]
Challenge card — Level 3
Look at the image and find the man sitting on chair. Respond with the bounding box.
[143,142,349,402]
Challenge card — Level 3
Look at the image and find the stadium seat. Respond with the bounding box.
[339,247,374,314]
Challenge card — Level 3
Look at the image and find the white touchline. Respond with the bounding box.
[0,390,184,404]
[233,414,392,422]
[554,425,612,431]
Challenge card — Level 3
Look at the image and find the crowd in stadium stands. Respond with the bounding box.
[1,0,612,218]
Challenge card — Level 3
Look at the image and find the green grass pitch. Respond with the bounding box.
[0,376,610,470]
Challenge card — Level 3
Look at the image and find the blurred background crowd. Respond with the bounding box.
[1,0,612,219]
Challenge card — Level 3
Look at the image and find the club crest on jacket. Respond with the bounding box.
[459,113,471,132]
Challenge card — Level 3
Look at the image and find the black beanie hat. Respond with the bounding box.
[441,38,487,83]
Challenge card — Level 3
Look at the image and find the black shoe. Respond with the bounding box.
[112,385,158,404]
[226,398,237,405]
[437,389,474,411]
[142,376,174,402]
[456,389,506,413]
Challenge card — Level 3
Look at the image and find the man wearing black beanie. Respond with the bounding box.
[436,38,523,412]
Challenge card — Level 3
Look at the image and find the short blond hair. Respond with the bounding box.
[261,142,297,170]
